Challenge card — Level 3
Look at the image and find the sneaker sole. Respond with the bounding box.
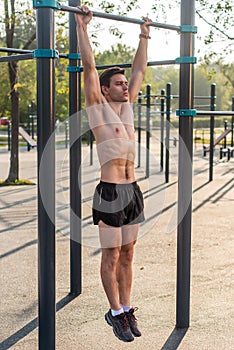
[105,313,134,343]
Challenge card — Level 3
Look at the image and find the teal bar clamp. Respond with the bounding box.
[33,0,61,10]
[67,66,83,73]
[176,109,197,117]
[68,53,82,60]
[33,49,59,58]
[180,25,197,33]
[176,56,197,64]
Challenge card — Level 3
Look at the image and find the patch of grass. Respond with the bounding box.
[0,179,36,186]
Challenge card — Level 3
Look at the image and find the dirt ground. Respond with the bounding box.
[0,143,233,350]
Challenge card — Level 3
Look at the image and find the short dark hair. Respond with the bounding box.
[99,66,125,91]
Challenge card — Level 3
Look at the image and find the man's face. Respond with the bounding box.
[103,74,129,102]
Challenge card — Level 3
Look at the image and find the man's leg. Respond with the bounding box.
[117,224,139,306]
[118,224,142,337]
[99,221,122,310]
[99,221,134,342]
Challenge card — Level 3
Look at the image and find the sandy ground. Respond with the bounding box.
[0,141,233,350]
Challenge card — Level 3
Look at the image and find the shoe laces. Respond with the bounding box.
[127,307,139,322]
[116,313,129,331]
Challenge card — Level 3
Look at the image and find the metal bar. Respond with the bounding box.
[60,5,181,31]
[146,85,151,178]
[160,89,165,171]
[0,53,33,62]
[165,83,171,183]
[209,83,216,182]
[137,91,142,168]
[77,60,177,72]
[0,47,68,59]
[176,0,195,329]
[37,7,56,350]
[69,0,82,296]
[196,110,234,116]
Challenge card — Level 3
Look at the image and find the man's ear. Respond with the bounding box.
[101,85,109,95]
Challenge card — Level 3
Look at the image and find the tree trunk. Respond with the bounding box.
[6,60,20,182]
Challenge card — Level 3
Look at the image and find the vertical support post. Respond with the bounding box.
[223,120,228,148]
[36,7,56,350]
[137,91,142,168]
[176,0,195,329]
[165,83,171,183]
[209,83,216,182]
[146,84,151,178]
[69,0,82,295]
[160,89,165,172]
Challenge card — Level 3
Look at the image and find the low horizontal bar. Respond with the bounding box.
[196,110,234,116]
[68,59,177,72]
[0,53,34,62]
[60,5,181,32]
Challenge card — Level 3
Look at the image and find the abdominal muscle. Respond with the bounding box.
[100,159,135,184]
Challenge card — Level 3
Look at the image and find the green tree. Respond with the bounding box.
[1,0,36,182]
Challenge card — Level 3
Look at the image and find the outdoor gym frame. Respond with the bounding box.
[0,0,196,348]
[35,0,196,347]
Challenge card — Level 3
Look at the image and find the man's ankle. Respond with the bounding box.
[111,308,124,317]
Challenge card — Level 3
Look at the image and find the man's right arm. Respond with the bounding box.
[75,6,103,106]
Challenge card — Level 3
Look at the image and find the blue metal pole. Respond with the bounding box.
[176,0,195,329]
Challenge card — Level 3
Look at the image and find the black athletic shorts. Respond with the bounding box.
[92,181,145,227]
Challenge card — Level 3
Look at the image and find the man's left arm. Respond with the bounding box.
[128,18,152,104]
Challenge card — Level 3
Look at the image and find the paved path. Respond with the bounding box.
[0,144,233,349]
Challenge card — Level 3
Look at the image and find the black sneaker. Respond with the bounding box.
[105,309,134,342]
[125,307,142,337]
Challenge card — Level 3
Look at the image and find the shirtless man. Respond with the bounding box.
[75,6,151,343]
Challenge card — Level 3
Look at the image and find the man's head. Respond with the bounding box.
[99,66,125,94]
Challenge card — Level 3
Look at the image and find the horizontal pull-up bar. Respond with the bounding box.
[60,5,181,32]
[33,2,194,32]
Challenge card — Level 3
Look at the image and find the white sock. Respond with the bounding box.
[120,304,131,313]
[111,308,124,317]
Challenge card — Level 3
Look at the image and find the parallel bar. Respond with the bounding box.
[69,0,82,296]
[37,7,56,350]
[176,0,195,329]
[60,5,181,31]
[0,53,33,62]
[196,110,234,116]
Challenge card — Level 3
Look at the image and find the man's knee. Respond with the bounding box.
[101,247,121,270]
[120,243,135,264]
